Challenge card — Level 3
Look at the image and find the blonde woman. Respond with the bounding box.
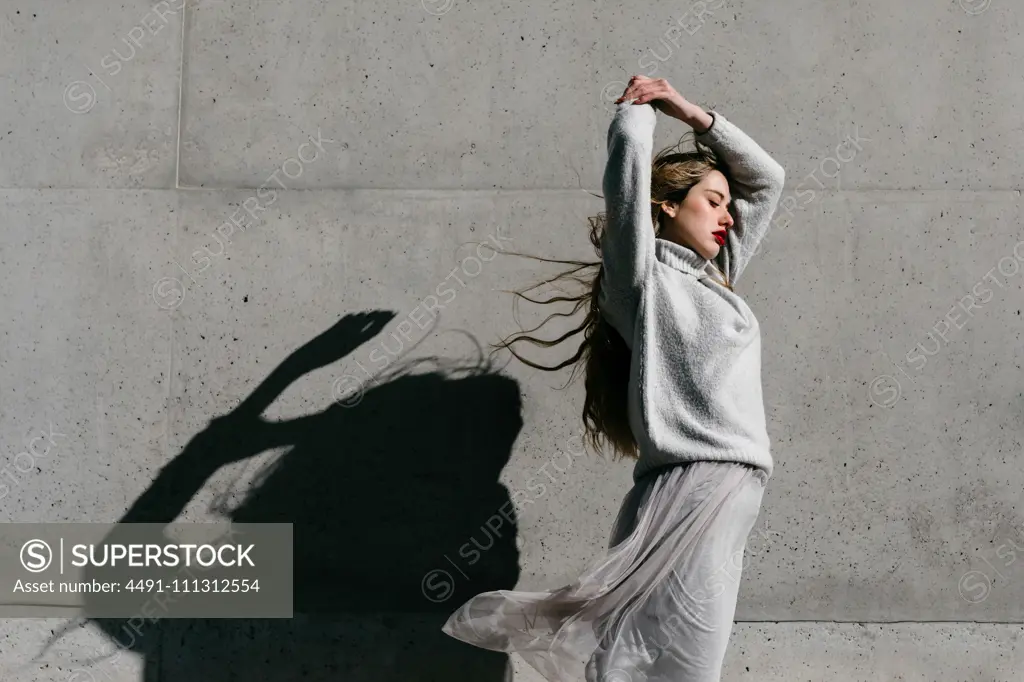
[443,75,786,682]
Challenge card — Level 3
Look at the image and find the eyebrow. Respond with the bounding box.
[706,189,731,206]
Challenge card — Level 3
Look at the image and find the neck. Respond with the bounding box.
[655,238,711,277]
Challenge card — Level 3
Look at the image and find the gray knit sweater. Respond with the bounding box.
[597,100,786,483]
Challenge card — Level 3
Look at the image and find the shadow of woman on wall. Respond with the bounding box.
[33,309,525,682]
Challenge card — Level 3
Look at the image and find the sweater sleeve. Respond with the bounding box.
[695,111,786,285]
[598,100,658,335]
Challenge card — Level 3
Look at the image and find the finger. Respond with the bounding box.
[616,77,648,102]
[636,83,667,105]
[620,84,646,101]
[617,80,659,104]
[630,86,654,104]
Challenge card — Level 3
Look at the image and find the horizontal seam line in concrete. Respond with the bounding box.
[732,620,1024,624]
[0,188,1022,196]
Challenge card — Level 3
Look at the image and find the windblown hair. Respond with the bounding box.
[487,130,735,462]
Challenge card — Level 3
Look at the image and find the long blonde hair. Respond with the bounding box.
[487,130,734,461]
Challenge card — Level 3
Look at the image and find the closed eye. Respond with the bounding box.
[706,189,731,208]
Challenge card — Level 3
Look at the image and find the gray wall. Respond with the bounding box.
[1,0,1022,679]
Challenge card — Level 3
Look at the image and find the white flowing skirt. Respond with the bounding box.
[441,459,768,682]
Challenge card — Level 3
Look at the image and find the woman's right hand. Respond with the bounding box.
[614,75,692,121]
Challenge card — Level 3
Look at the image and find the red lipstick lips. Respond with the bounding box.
[713,230,726,245]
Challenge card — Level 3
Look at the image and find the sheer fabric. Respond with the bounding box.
[442,460,767,682]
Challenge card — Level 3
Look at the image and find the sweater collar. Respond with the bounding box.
[655,238,710,278]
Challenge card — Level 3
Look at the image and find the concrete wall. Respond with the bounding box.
[1,0,1022,679]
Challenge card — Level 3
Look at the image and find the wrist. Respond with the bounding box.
[688,111,715,135]
[675,99,713,133]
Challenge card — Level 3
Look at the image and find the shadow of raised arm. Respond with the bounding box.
[121,309,398,523]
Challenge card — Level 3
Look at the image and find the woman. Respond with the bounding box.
[442,75,786,682]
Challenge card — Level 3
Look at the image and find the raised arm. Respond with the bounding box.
[692,110,785,285]
[598,99,658,335]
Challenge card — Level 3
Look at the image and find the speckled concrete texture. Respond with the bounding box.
[0,3,182,187]
[1,0,1023,680]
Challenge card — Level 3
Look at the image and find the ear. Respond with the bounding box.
[661,200,678,218]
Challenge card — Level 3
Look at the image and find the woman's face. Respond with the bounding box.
[657,170,734,260]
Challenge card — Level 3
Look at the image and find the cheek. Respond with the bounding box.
[681,201,711,224]
[687,203,714,227]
